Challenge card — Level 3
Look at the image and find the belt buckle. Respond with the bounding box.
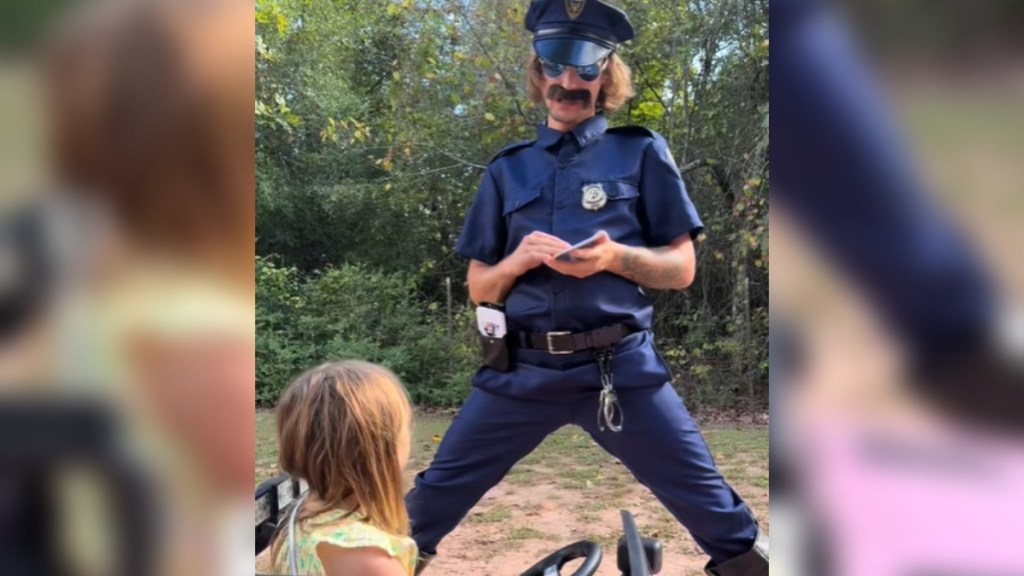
[546,331,573,355]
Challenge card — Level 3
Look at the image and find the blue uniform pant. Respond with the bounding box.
[772,0,994,367]
[405,384,760,565]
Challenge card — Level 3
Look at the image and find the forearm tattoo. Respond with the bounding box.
[619,247,685,290]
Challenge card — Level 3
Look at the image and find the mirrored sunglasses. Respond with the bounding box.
[539,57,607,82]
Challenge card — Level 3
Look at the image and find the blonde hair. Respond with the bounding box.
[273,361,412,549]
[526,51,635,112]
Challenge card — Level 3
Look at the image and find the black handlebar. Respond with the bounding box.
[0,402,157,576]
[520,539,603,576]
[620,510,651,576]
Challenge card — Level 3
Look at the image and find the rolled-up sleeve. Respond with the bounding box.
[639,136,704,246]
[455,167,506,265]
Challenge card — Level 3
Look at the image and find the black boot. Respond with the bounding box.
[414,551,435,575]
[704,530,769,576]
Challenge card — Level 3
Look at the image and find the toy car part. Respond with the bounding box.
[519,540,603,576]
[255,473,308,556]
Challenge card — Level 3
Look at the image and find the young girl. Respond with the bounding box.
[271,361,417,576]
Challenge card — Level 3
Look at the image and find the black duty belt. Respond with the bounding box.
[516,324,633,355]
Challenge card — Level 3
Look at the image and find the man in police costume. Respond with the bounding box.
[405,1,769,574]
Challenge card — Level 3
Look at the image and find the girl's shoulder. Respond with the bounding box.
[308,510,407,548]
[307,510,418,571]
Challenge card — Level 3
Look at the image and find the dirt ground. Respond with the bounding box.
[256,412,769,575]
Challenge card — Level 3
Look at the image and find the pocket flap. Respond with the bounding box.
[502,187,543,215]
[584,180,639,200]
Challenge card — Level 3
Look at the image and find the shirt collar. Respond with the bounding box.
[536,112,608,149]
[573,112,608,147]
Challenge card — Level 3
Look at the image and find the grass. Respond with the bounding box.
[504,466,539,485]
[506,526,549,542]
[256,410,770,489]
[255,410,279,486]
[467,506,512,524]
[255,410,770,526]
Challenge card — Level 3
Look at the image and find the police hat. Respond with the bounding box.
[524,0,634,67]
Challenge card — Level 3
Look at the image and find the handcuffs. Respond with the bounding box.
[594,349,623,432]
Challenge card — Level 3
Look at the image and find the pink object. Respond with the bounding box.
[803,418,1024,576]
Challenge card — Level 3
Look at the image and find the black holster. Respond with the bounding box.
[479,333,511,372]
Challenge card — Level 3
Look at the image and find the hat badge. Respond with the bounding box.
[566,0,586,20]
[581,183,607,211]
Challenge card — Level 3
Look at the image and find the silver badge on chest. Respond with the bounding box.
[581,183,607,211]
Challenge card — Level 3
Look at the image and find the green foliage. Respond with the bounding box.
[256,257,478,407]
[255,0,769,411]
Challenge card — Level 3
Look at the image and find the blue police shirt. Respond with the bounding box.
[456,113,703,398]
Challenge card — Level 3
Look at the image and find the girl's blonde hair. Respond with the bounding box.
[274,361,412,542]
[525,51,635,113]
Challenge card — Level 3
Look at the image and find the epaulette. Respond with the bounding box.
[605,125,657,139]
[489,140,535,163]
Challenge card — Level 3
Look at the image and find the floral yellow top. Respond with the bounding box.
[272,508,417,576]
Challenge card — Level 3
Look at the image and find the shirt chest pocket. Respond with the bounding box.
[578,180,639,218]
[502,186,544,217]
[567,180,642,239]
[601,180,639,202]
[501,186,548,242]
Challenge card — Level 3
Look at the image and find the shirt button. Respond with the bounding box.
[556,200,567,209]
[553,287,562,294]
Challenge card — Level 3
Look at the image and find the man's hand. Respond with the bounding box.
[507,231,571,276]
[466,231,570,305]
[544,231,623,279]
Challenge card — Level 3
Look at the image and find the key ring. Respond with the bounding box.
[594,349,623,432]
[599,385,623,432]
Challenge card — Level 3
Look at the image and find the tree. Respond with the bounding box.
[255,0,770,412]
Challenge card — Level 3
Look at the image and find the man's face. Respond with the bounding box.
[540,58,607,128]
